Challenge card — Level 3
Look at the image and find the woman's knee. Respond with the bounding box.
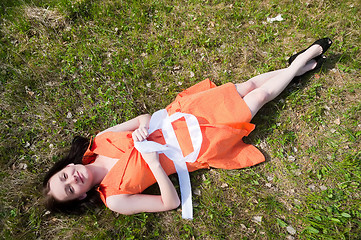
[243,89,271,117]
[249,88,271,103]
[235,81,257,97]
[258,88,272,103]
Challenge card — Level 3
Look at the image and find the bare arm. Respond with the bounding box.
[106,152,180,215]
[96,114,151,136]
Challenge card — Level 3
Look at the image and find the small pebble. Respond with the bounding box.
[288,155,296,162]
[43,211,51,216]
[240,224,247,230]
[308,184,316,191]
[334,118,341,125]
[286,225,296,235]
[252,216,262,224]
[293,169,302,176]
[193,189,201,196]
[221,183,228,188]
[259,141,267,149]
[19,163,27,170]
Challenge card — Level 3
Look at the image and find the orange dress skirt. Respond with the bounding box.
[82,79,265,205]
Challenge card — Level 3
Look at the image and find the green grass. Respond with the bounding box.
[1,0,360,239]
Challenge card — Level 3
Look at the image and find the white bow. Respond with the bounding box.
[134,109,203,219]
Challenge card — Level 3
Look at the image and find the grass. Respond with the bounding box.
[1,0,360,239]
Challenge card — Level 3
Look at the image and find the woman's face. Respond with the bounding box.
[48,163,93,202]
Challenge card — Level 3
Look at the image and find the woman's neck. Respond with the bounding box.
[87,155,118,186]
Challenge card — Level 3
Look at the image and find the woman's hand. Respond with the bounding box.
[132,125,149,142]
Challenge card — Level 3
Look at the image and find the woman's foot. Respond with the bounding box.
[289,44,323,70]
[312,55,327,70]
[295,55,326,76]
[288,38,332,64]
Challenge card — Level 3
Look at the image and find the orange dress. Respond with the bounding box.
[82,79,265,205]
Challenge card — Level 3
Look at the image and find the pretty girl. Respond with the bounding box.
[43,38,332,217]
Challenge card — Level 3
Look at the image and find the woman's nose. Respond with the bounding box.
[69,174,78,184]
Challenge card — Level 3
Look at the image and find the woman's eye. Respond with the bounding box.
[69,186,74,194]
[63,173,67,180]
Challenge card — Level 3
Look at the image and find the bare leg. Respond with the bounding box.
[235,69,284,97]
[240,45,323,118]
[236,60,317,97]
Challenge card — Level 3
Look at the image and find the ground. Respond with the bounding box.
[0,0,360,239]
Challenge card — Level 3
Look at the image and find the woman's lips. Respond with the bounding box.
[77,171,84,184]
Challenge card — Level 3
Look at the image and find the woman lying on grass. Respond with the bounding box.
[43,38,332,218]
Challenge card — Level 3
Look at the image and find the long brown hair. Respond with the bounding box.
[42,136,100,213]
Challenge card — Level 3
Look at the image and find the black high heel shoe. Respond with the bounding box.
[288,38,332,64]
[291,55,327,83]
[313,55,327,70]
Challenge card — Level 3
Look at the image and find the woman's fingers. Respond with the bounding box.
[132,131,139,142]
[132,127,149,142]
[138,126,149,139]
[132,130,142,142]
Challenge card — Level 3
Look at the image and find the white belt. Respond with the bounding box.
[134,109,203,219]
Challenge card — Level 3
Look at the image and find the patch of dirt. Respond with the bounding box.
[24,6,68,30]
